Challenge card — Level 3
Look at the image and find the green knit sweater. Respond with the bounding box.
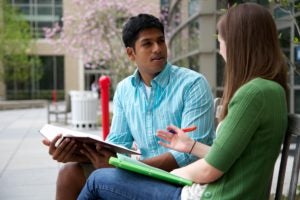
[202,78,288,200]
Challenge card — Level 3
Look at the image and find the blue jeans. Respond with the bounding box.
[78,168,182,200]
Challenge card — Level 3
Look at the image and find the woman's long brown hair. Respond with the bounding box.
[217,3,288,120]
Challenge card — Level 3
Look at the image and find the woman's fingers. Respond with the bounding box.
[158,141,171,149]
[157,130,174,142]
[168,124,183,133]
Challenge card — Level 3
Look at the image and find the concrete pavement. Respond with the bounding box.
[0,107,102,200]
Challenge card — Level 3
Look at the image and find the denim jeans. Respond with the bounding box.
[78,168,182,200]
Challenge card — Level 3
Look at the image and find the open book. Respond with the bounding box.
[40,124,140,155]
[109,154,193,186]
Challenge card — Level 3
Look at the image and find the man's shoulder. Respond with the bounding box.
[171,65,204,78]
[168,64,206,83]
[116,75,135,88]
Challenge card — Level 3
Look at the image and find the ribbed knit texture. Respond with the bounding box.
[202,78,287,200]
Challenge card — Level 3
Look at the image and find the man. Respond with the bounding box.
[43,13,215,200]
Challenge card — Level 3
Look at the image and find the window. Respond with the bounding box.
[188,0,200,16]
[6,56,65,100]
[9,0,63,38]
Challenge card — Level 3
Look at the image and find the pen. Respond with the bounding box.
[168,125,197,134]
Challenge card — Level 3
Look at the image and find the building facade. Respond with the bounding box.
[162,0,300,114]
[2,0,159,101]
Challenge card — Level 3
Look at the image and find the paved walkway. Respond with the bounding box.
[0,107,102,200]
[0,106,297,199]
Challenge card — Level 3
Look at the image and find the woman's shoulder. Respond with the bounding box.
[237,78,285,97]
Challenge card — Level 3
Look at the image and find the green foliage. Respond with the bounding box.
[0,1,42,84]
[294,37,300,44]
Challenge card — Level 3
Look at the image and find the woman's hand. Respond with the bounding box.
[157,125,195,153]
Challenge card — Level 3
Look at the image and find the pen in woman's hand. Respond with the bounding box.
[168,126,197,134]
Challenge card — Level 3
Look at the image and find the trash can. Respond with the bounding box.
[70,91,98,129]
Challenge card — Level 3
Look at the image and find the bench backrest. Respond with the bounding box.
[274,114,300,200]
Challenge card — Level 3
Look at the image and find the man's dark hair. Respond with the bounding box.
[122,13,164,48]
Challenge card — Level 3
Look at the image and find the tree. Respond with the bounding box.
[0,1,42,98]
[226,1,300,76]
[269,0,300,76]
[44,0,155,82]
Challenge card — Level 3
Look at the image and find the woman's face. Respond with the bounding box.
[218,35,226,62]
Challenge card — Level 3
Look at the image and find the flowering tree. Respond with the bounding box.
[44,0,156,81]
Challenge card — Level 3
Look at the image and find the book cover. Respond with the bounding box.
[40,124,141,155]
[109,154,193,186]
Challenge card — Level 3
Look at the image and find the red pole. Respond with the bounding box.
[52,90,57,105]
[99,76,111,140]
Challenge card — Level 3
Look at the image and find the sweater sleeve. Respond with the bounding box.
[204,83,264,172]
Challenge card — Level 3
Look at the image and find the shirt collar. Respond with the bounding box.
[130,62,171,88]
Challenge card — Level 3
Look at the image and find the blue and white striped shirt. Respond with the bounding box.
[107,63,215,167]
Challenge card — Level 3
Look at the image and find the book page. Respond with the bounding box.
[40,124,141,155]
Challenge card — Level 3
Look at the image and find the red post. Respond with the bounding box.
[99,76,111,140]
[52,90,57,105]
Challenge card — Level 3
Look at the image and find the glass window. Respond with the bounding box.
[9,0,63,38]
[39,0,53,4]
[294,66,300,85]
[188,19,200,52]
[170,2,181,29]
[217,0,228,10]
[14,0,29,4]
[18,5,30,15]
[4,55,64,100]
[216,53,225,87]
[37,6,52,15]
[279,27,291,49]
[295,90,300,114]
[39,56,64,90]
[188,55,200,71]
[188,0,200,16]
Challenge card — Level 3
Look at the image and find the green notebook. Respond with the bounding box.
[109,154,193,186]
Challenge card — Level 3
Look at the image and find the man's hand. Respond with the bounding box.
[42,134,89,163]
[80,144,116,168]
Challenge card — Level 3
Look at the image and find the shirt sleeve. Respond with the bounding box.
[204,84,264,172]
[106,84,134,149]
[170,76,215,167]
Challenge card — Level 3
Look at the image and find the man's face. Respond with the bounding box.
[126,28,168,77]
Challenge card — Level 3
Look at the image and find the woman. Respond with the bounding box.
[78,3,288,200]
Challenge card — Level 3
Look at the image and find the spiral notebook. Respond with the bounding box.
[109,154,193,186]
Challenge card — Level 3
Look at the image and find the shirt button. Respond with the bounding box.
[203,191,212,198]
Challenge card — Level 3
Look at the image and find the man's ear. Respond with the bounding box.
[126,47,135,62]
